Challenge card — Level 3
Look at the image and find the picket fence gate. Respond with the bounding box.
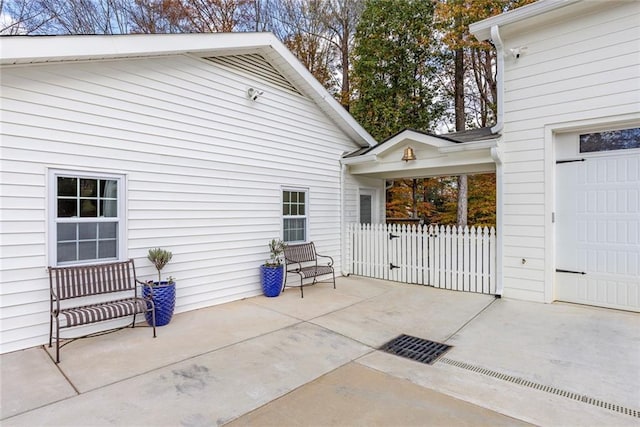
[347,223,497,295]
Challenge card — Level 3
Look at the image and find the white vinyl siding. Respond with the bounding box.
[0,54,362,353]
[499,2,640,302]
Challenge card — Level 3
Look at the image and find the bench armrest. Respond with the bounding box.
[285,258,303,272]
[136,279,155,298]
[315,253,334,266]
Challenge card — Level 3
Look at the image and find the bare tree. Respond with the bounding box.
[320,0,363,109]
[105,0,132,33]
[1,0,133,34]
[33,0,119,33]
[239,0,262,31]
[269,0,335,90]
[128,0,188,33]
[182,0,253,32]
[1,0,48,34]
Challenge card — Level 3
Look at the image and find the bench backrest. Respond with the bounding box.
[49,259,138,301]
[284,243,317,264]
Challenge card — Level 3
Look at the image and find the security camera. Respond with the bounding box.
[247,88,264,101]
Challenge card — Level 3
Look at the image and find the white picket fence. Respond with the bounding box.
[347,223,497,295]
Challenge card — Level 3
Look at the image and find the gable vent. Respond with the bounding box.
[204,54,303,96]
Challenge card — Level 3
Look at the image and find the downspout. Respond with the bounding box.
[491,146,504,296]
[490,25,504,135]
[490,24,504,296]
[340,160,349,277]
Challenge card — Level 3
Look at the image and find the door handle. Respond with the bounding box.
[556,269,586,275]
[390,263,400,270]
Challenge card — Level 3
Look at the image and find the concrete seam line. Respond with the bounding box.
[443,297,498,343]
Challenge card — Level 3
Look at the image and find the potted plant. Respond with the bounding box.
[142,248,176,326]
[260,239,286,297]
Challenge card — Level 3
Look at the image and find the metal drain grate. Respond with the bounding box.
[439,358,640,418]
[380,334,451,365]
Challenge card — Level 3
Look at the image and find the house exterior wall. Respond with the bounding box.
[499,1,640,302]
[0,54,363,353]
[341,172,385,274]
[343,174,385,225]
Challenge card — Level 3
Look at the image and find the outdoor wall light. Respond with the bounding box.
[402,146,416,162]
[510,46,528,59]
[247,87,264,101]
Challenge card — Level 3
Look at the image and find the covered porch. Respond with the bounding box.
[2,276,637,426]
[342,127,504,296]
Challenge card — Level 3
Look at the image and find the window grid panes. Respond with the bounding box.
[283,190,307,243]
[55,175,119,264]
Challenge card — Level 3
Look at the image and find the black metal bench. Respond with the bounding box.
[48,259,156,363]
[283,242,336,298]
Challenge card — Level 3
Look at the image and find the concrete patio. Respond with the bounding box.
[1,276,638,426]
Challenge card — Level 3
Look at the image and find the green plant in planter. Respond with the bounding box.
[143,248,176,326]
[265,239,286,267]
[147,247,173,284]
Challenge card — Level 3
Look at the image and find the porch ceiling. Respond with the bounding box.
[342,129,499,179]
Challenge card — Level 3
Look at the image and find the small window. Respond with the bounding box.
[283,189,307,243]
[360,194,372,224]
[50,171,124,265]
[579,127,640,153]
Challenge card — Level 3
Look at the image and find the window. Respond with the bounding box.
[282,189,307,242]
[50,171,124,265]
[579,127,640,153]
[359,194,372,224]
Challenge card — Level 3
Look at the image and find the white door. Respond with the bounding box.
[555,152,640,312]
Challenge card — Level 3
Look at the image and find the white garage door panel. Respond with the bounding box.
[556,153,640,312]
[556,274,639,307]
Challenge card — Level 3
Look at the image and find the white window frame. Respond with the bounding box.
[282,187,309,243]
[48,169,127,266]
[358,188,378,224]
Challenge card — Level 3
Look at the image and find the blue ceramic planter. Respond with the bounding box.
[260,265,284,297]
[143,281,176,326]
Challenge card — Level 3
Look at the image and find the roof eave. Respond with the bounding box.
[438,139,498,153]
[0,33,269,65]
[469,0,582,40]
[341,154,378,165]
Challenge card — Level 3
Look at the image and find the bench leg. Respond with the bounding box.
[151,307,157,338]
[282,270,288,294]
[55,320,60,363]
[299,276,304,298]
[49,314,62,363]
[146,300,157,338]
[49,315,53,348]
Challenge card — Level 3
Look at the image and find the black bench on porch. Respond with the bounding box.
[283,242,336,298]
[48,259,156,363]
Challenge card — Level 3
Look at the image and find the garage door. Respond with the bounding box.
[555,149,640,312]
